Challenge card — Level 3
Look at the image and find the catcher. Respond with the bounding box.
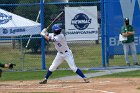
[0,63,16,77]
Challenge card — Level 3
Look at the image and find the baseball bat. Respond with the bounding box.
[25,11,64,48]
[44,11,64,33]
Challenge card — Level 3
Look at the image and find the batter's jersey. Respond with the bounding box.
[49,33,69,52]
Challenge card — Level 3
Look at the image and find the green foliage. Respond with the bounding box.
[0,0,19,4]
[14,1,40,22]
[13,0,60,32]
[0,0,20,12]
[17,0,40,3]
[17,35,43,53]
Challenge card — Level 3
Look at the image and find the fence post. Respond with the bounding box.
[100,0,106,67]
[104,0,109,66]
[40,0,46,70]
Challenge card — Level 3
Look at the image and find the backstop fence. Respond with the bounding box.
[0,0,140,71]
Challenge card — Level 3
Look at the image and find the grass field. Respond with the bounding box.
[0,41,140,71]
[0,42,103,71]
[0,69,140,81]
[0,70,97,81]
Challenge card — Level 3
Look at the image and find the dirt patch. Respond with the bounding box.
[0,78,140,93]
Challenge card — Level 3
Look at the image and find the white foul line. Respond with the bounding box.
[84,89,116,93]
[93,89,116,93]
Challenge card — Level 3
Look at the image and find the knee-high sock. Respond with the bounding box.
[76,68,86,78]
[45,70,52,79]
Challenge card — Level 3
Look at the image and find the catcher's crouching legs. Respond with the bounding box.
[0,69,2,77]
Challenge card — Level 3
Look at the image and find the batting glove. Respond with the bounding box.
[40,28,48,36]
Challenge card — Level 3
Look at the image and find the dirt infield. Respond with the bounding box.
[0,78,140,93]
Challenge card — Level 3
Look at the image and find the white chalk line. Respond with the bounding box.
[68,87,116,93]
[94,90,116,93]
[0,87,116,93]
[0,85,74,90]
[99,81,111,84]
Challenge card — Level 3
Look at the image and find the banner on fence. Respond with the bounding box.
[65,6,98,41]
[0,8,41,36]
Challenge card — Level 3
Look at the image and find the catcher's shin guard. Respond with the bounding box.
[0,69,2,77]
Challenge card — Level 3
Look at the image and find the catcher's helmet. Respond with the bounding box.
[52,24,62,35]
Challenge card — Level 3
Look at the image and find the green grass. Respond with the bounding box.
[0,42,140,72]
[0,43,103,70]
[0,70,97,81]
[1,69,140,81]
[98,70,140,78]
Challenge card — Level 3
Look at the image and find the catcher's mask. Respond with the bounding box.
[52,24,61,35]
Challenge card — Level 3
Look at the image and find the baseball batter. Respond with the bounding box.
[39,24,89,84]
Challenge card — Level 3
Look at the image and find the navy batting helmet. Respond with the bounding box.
[52,24,62,35]
[52,24,61,31]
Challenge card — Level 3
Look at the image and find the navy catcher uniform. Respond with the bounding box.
[39,24,89,84]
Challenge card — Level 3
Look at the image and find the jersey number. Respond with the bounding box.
[57,43,62,47]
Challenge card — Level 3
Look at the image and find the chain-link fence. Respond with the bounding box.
[0,0,42,71]
[0,0,102,71]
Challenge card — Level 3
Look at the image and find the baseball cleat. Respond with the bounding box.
[83,78,90,83]
[39,79,47,84]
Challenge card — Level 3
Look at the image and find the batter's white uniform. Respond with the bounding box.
[48,33,78,72]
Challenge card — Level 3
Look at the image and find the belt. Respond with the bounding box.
[60,50,68,54]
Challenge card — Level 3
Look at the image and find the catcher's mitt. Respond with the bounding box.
[8,63,16,69]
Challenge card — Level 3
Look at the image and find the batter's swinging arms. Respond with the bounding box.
[39,24,89,84]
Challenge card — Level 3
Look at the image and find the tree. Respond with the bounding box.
[14,0,57,53]
[10,0,100,52]
[0,0,20,12]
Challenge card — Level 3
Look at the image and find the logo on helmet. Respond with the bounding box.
[0,13,12,25]
[71,13,91,30]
